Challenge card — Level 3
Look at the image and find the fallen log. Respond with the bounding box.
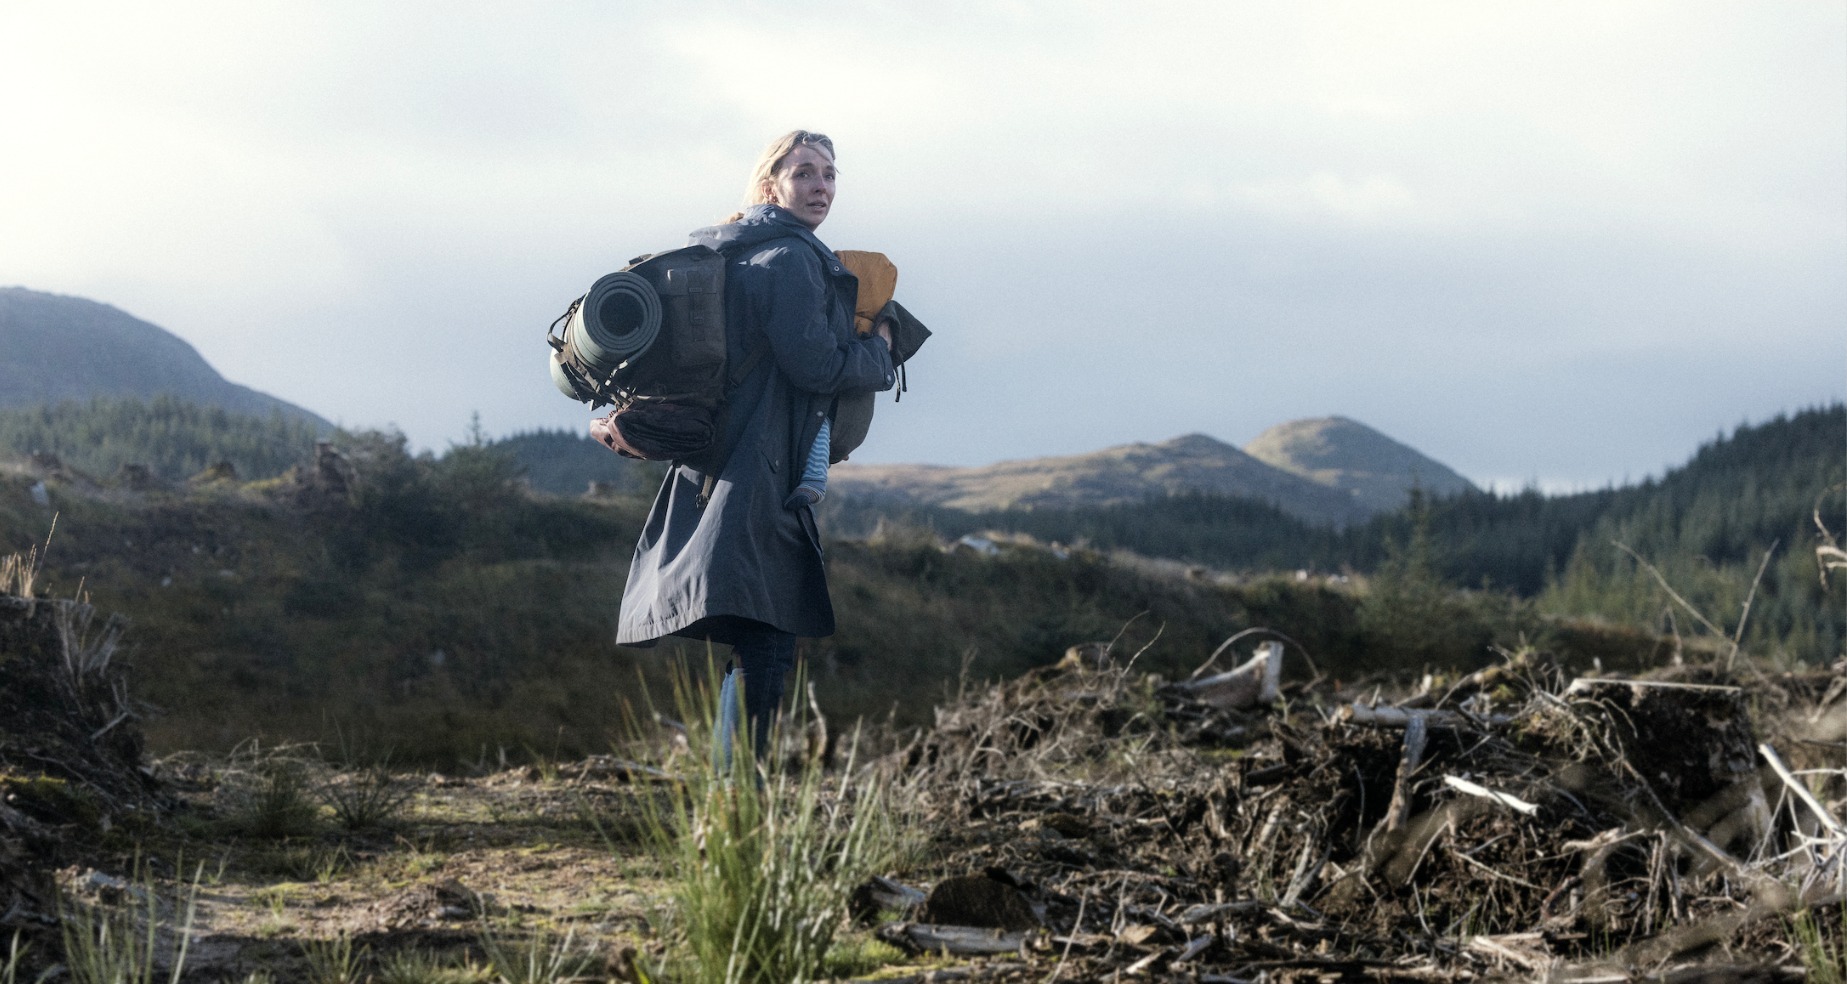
[1175,900,1266,925]
[1465,932,1552,973]
[573,758,679,784]
[1562,678,1741,699]
[848,962,1029,984]
[882,922,1034,957]
[1169,641,1284,710]
[849,875,927,923]
[1337,704,1511,729]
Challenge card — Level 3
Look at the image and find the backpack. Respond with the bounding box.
[828,251,930,463]
[547,245,766,462]
[549,244,926,467]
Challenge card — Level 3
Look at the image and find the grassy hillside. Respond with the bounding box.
[0,395,323,482]
[0,404,655,493]
[3,401,1835,766]
[1,428,1595,767]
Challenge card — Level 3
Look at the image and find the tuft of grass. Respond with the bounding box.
[635,661,903,984]
[0,516,53,600]
[2,931,50,984]
[0,551,37,599]
[520,739,566,784]
[246,840,348,883]
[226,754,323,839]
[58,867,200,984]
[372,948,490,984]
[1791,905,1847,984]
[391,836,446,879]
[476,918,600,983]
[319,727,417,830]
[320,761,413,831]
[251,886,297,940]
[301,932,365,984]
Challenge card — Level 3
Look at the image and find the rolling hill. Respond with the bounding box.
[829,433,1369,524]
[1244,415,1477,514]
[829,423,1476,526]
[0,287,329,428]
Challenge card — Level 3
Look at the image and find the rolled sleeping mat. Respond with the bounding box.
[549,349,586,401]
[569,270,663,376]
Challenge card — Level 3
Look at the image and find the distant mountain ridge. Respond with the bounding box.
[831,419,1475,526]
[0,287,329,428]
[832,434,1365,525]
[1244,416,1477,513]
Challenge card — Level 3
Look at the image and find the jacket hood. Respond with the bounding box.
[688,204,836,259]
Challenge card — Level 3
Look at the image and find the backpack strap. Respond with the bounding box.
[727,337,771,390]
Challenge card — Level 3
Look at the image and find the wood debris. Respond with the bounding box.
[1167,640,1284,710]
[886,638,1846,981]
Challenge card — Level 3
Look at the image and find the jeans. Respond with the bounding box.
[713,621,797,767]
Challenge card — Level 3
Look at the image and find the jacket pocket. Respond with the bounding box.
[795,499,823,557]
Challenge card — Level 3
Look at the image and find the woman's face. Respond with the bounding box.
[765,144,836,230]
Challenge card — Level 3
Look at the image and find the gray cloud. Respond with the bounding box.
[0,2,1840,485]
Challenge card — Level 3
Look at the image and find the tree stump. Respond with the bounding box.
[1564,678,1770,852]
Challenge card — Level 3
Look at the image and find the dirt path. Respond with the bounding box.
[84,757,671,981]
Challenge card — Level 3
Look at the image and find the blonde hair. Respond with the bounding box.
[726,130,836,222]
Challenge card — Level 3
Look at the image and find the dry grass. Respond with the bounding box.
[0,515,57,601]
[57,866,200,984]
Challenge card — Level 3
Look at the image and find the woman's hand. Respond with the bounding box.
[875,317,894,349]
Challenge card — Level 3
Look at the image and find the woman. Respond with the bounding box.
[615,130,895,758]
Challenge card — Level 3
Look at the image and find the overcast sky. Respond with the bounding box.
[2,2,1842,490]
